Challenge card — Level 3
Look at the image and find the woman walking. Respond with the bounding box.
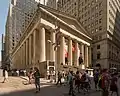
[33,67,40,93]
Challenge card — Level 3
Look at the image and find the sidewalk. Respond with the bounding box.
[19,76,52,83]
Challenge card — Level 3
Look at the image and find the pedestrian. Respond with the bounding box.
[2,67,8,83]
[110,72,118,96]
[117,75,120,96]
[68,71,75,96]
[100,69,110,96]
[56,71,62,85]
[94,70,100,90]
[33,67,40,93]
[28,68,33,84]
[75,71,80,93]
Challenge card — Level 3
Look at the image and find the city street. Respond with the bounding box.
[0,77,102,96]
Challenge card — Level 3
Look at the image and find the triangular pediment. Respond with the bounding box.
[39,4,91,38]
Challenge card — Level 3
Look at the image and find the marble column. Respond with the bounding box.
[81,44,84,63]
[25,40,28,68]
[33,30,36,65]
[39,27,46,62]
[85,45,89,67]
[60,36,65,65]
[75,42,79,66]
[68,39,72,66]
[21,45,24,69]
[23,42,26,68]
[20,48,22,69]
[81,43,85,69]
[88,46,92,67]
[50,31,55,61]
[29,35,32,65]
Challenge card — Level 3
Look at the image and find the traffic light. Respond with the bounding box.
[79,57,83,65]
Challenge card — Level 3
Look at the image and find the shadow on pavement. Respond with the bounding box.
[0,84,68,96]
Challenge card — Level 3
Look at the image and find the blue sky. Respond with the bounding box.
[0,0,9,61]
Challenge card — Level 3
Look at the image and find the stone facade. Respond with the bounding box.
[11,5,92,76]
[56,0,120,70]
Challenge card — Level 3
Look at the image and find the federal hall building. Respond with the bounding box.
[11,5,92,76]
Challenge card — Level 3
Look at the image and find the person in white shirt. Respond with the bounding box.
[2,67,8,83]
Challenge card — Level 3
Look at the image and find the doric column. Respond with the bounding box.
[68,39,72,66]
[39,27,46,62]
[81,44,84,63]
[20,48,22,69]
[33,30,36,65]
[88,46,92,67]
[75,42,79,66]
[60,36,65,65]
[23,43,25,68]
[25,39,28,68]
[85,45,89,67]
[50,31,55,61]
[29,35,32,65]
[21,45,24,69]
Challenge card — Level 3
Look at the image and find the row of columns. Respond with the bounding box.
[13,26,91,69]
[13,27,46,69]
[50,32,90,67]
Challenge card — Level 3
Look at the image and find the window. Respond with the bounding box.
[12,43,15,46]
[99,2,102,7]
[91,23,94,27]
[99,18,102,23]
[97,52,101,59]
[97,45,100,49]
[96,28,98,32]
[99,26,102,30]
[91,15,94,20]
[88,3,91,8]
[95,5,98,9]
[95,20,98,24]
[85,6,87,10]
[91,29,94,33]
[88,24,91,28]
[85,12,87,17]
[82,2,84,6]
[95,0,98,2]
[95,13,98,17]
[99,10,102,15]
[11,0,14,5]
[91,1,94,5]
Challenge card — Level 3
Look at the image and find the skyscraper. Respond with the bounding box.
[5,0,39,55]
[46,0,57,9]
[57,0,120,69]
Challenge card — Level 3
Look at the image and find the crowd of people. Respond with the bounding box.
[57,70,91,96]
[93,69,120,96]
[2,66,120,96]
[56,68,120,96]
